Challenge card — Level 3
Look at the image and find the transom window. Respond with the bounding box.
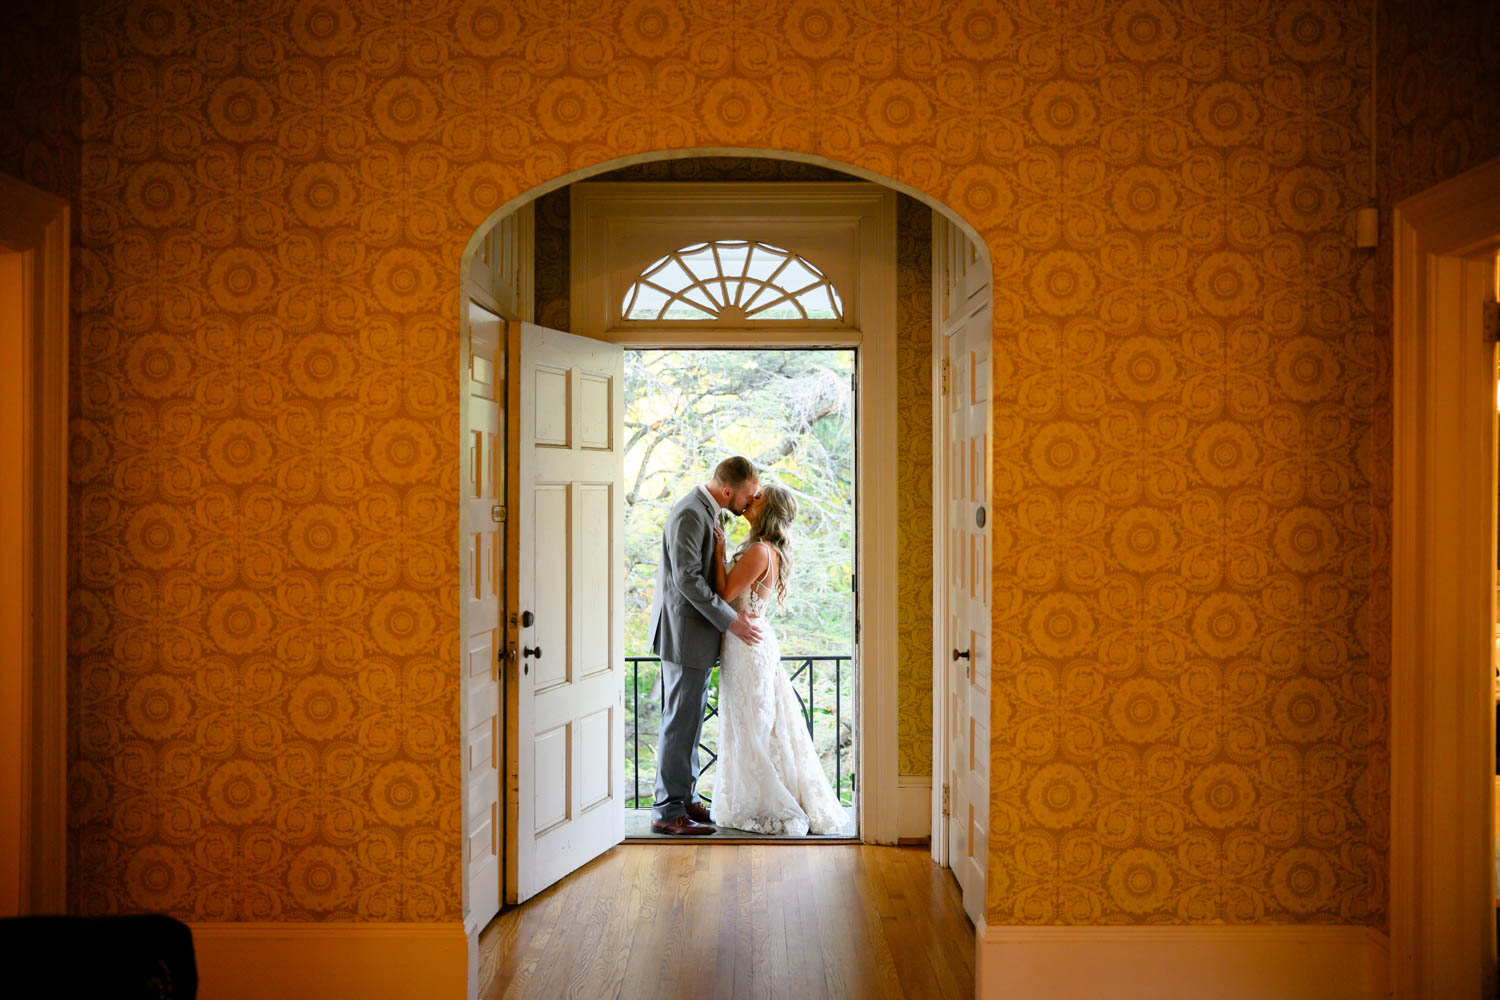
[621,240,845,323]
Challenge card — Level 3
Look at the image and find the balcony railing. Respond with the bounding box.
[625,655,854,809]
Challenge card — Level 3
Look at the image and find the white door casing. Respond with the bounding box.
[508,320,625,903]
[461,301,504,933]
[1389,156,1500,999]
[0,173,68,917]
[568,181,900,843]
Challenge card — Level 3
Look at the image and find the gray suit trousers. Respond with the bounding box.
[652,658,713,822]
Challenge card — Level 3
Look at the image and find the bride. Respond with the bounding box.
[709,483,847,836]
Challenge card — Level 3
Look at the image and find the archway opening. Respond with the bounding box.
[457,149,995,953]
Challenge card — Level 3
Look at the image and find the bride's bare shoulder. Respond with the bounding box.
[737,542,770,567]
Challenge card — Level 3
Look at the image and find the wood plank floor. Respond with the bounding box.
[477,844,975,1000]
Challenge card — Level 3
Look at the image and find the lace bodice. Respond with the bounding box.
[731,579,774,618]
[728,545,777,618]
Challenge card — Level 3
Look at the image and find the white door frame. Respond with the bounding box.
[930,318,950,866]
[457,208,532,996]
[568,181,902,842]
[0,172,68,916]
[1390,153,1500,998]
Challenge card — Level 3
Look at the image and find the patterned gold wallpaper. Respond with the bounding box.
[532,164,935,777]
[0,5,80,203]
[978,0,1380,925]
[49,0,1383,926]
[895,194,934,776]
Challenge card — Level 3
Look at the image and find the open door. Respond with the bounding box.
[944,299,991,926]
[505,320,625,904]
[462,301,503,936]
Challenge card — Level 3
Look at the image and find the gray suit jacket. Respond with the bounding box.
[648,489,737,668]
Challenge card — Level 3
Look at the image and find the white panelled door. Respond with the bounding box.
[462,301,503,934]
[945,297,991,926]
[507,320,625,904]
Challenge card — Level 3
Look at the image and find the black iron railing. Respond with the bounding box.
[625,655,854,808]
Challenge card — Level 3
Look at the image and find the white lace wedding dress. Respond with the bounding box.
[711,573,847,836]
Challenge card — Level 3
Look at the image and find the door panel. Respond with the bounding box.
[462,300,503,933]
[533,725,568,826]
[531,484,569,692]
[578,707,612,809]
[578,485,612,676]
[534,367,570,445]
[508,321,625,903]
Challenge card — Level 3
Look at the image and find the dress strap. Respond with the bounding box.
[751,543,777,599]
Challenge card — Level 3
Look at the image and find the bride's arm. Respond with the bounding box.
[712,523,729,598]
[720,542,770,604]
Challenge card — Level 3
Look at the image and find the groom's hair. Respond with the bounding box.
[712,456,758,489]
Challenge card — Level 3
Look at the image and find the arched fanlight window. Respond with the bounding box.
[621,241,845,322]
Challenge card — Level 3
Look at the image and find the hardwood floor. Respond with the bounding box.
[477,844,975,1000]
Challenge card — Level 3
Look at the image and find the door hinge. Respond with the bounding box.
[941,358,951,396]
[1485,300,1500,343]
[941,783,950,818]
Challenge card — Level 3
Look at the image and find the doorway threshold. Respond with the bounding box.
[624,807,857,843]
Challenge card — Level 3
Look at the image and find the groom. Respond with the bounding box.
[648,456,765,835]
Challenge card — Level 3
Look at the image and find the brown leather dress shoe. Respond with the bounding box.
[651,815,715,836]
[685,801,712,824]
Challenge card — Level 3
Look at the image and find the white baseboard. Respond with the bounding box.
[975,920,1389,1000]
[897,776,931,841]
[190,921,469,1000]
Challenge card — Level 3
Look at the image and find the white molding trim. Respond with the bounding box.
[975,922,1390,1000]
[897,775,932,842]
[564,181,902,843]
[190,921,469,1000]
[1390,152,1500,999]
[859,190,901,844]
[0,171,68,917]
[929,210,949,867]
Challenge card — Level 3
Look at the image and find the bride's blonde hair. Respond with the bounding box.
[736,483,797,606]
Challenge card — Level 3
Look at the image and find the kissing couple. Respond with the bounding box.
[646,456,845,836]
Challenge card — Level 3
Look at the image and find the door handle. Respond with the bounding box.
[524,646,542,659]
[952,648,970,661]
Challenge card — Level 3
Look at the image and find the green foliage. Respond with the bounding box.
[624,349,856,654]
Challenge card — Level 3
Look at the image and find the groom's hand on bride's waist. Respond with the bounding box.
[729,612,763,645]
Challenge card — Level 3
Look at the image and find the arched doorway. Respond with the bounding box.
[455,148,995,990]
